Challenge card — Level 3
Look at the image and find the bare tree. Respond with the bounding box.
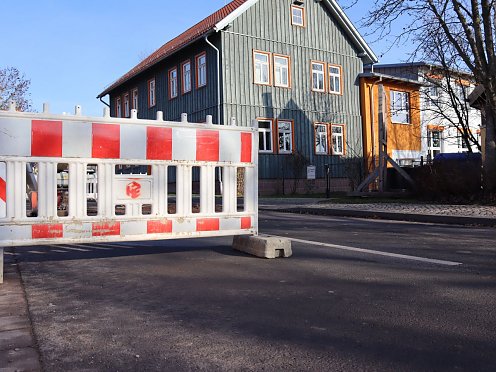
[353,0,496,197]
[421,64,481,153]
[0,67,32,111]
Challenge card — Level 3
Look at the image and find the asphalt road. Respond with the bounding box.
[12,212,496,371]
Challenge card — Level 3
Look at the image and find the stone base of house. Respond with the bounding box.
[258,178,352,196]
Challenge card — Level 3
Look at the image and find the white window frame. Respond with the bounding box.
[115,97,122,118]
[311,61,326,92]
[148,79,156,108]
[132,88,138,110]
[258,119,274,153]
[315,123,329,154]
[169,67,178,99]
[253,51,271,85]
[123,93,130,118]
[331,124,345,155]
[427,129,442,159]
[328,64,342,95]
[458,133,469,150]
[291,5,305,27]
[182,60,191,94]
[274,54,290,88]
[390,90,410,124]
[196,52,207,88]
[277,120,293,154]
[427,85,439,108]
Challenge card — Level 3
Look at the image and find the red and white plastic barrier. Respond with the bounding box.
[0,104,258,247]
[0,162,6,219]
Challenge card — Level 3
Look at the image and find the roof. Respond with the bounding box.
[359,72,425,86]
[371,62,474,78]
[98,0,378,98]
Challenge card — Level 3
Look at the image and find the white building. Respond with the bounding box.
[367,62,481,163]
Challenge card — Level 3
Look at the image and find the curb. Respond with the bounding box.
[260,207,496,227]
[0,249,43,371]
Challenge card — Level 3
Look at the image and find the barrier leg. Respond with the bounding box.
[0,247,3,283]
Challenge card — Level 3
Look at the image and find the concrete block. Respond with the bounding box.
[232,235,292,258]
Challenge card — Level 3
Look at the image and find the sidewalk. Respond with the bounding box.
[259,198,496,227]
[0,249,42,371]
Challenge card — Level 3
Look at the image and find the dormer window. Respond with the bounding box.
[291,5,305,27]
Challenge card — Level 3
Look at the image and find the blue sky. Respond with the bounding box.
[1,0,409,117]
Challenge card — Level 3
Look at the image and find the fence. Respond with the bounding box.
[0,103,258,249]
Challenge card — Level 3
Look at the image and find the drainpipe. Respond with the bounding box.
[204,34,223,195]
[204,34,221,125]
[99,96,110,108]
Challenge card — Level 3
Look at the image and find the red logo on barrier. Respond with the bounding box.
[126,181,141,199]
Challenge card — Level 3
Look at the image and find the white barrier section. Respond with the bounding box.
[0,106,258,247]
[0,162,6,218]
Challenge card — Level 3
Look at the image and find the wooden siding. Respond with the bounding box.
[108,0,368,181]
[110,37,221,124]
[221,0,365,179]
[360,77,422,171]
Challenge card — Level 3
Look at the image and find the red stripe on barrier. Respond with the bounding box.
[241,217,252,229]
[146,127,172,160]
[147,220,172,234]
[32,224,63,239]
[196,218,220,232]
[92,123,120,158]
[92,222,121,237]
[241,132,252,163]
[31,120,63,157]
[0,177,6,203]
[196,130,219,162]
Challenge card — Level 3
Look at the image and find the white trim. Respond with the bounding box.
[214,0,378,64]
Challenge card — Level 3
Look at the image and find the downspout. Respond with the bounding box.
[99,96,110,108]
[204,34,221,125]
[204,33,223,194]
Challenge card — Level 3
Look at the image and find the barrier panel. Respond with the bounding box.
[0,103,258,248]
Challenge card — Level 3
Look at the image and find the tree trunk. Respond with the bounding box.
[482,104,496,198]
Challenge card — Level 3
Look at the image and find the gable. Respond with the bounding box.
[215,0,377,64]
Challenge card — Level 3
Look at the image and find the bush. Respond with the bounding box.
[412,155,482,201]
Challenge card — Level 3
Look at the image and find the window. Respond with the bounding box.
[258,119,273,153]
[390,90,410,124]
[328,65,342,94]
[277,120,293,154]
[454,84,465,100]
[196,52,207,88]
[291,5,305,27]
[428,130,442,159]
[169,67,178,99]
[148,79,156,107]
[123,93,130,118]
[311,61,326,92]
[331,125,345,155]
[314,123,328,154]
[181,60,191,94]
[132,88,138,110]
[427,86,439,108]
[115,97,122,118]
[254,51,271,85]
[274,55,290,88]
[458,134,469,150]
